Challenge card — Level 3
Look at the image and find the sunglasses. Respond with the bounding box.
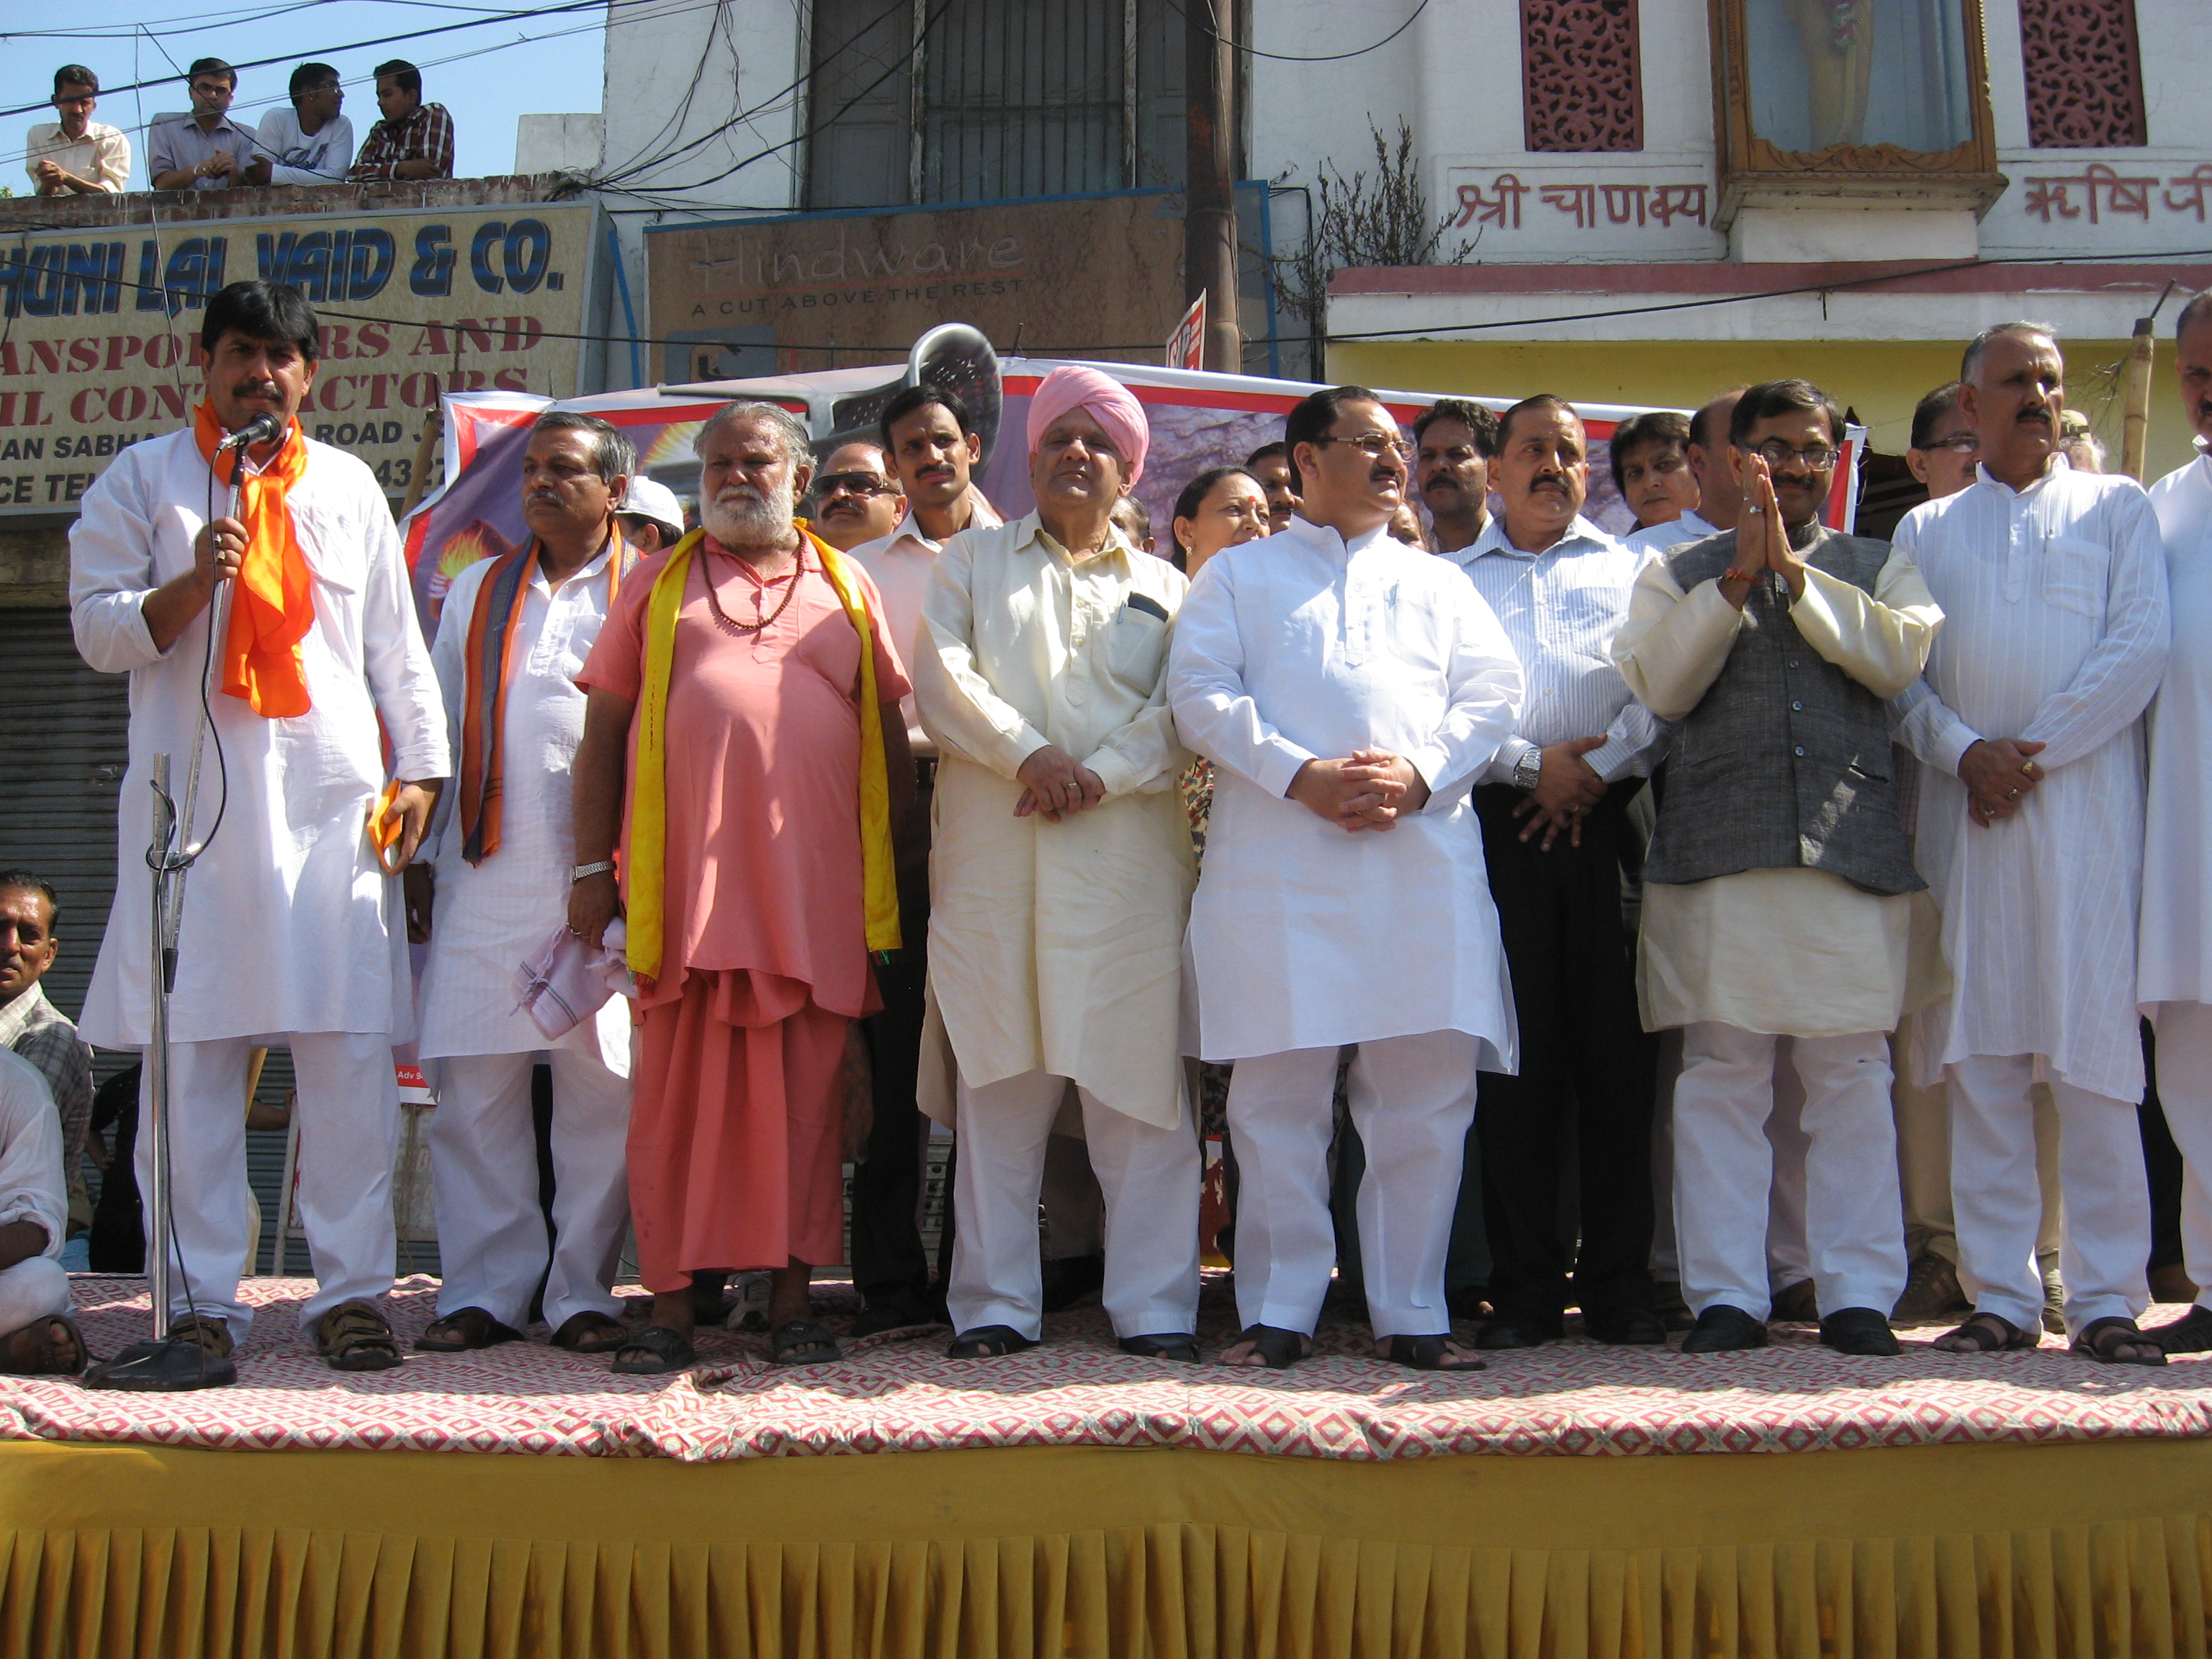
[814,472,897,498]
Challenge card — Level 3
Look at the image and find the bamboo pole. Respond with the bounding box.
[2122,315,2156,482]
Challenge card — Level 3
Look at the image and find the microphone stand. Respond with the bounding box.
[84,447,255,1391]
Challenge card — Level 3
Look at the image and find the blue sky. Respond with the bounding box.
[2,0,608,189]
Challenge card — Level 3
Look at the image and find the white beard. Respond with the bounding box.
[701,483,796,549]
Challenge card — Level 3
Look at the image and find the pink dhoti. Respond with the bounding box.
[629,969,850,1290]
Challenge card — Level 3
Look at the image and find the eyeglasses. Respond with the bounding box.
[1923,434,1979,454]
[1750,440,1840,471]
[814,472,897,498]
[1312,433,1411,460]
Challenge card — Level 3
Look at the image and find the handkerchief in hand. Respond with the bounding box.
[514,919,633,1040]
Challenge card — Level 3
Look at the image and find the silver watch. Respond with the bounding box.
[572,860,616,883]
[1511,749,1542,791]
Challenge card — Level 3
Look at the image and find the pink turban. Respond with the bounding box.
[1025,365,1151,485]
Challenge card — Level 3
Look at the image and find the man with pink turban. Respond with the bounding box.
[912,365,1202,1360]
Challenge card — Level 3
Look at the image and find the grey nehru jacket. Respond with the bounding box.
[1642,523,1924,896]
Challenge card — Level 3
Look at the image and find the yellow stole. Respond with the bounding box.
[626,523,900,986]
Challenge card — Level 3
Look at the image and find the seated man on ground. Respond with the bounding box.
[0,1050,83,1376]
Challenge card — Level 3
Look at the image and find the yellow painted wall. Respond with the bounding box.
[1331,337,2195,482]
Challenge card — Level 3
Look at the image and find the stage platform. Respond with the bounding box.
[4,1276,2211,1655]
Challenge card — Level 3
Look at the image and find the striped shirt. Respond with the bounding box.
[1893,456,2170,1100]
[1444,513,1664,784]
[0,984,91,1214]
[347,102,455,181]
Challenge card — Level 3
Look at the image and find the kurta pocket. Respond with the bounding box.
[1103,606,1167,691]
[2042,535,2109,619]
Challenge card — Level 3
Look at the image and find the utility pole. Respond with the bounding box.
[1184,0,1241,372]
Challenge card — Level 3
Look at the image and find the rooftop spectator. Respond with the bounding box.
[148,58,266,190]
[347,60,454,181]
[257,63,354,186]
[27,66,129,196]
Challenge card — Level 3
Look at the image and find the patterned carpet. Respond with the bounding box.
[4,1274,2208,1463]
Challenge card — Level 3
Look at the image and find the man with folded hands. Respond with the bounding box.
[1615,379,1943,1358]
[408,410,640,1359]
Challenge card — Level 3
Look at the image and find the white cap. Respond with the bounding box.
[619,474,685,540]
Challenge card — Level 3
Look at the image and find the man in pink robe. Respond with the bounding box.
[571,402,912,1373]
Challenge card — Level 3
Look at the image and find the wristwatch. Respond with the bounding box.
[1511,749,1542,791]
[572,860,616,883]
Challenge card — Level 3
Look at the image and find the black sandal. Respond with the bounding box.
[1222,1323,1310,1370]
[1933,1311,2036,1354]
[611,1325,696,1375]
[945,1323,1038,1358]
[1117,1332,1200,1363]
[1382,1333,1487,1372]
[2073,1316,2167,1367]
[770,1319,843,1366]
[415,1306,523,1353]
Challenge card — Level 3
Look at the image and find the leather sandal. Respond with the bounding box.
[2072,1316,2167,1367]
[0,1313,87,1376]
[1380,1333,1486,1372]
[315,1299,404,1372]
[1932,1310,2037,1354]
[611,1325,696,1375]
[550,1311,629,1354]
[1117,1332,1200,1364]
[945,1323,1038,1359]
[415,1306,523,1353]
[1221,1323,1310,1370]
[770,1320,843,1366]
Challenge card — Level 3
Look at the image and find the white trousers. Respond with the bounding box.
[2149,1004,2212,1310]
[1947,1054,2146,1336]
[1895,1017,2064,1268]
[1227,1030,1478,1338]
[143,1033,400,1339]
[1673,1024,1906,1321]
[428,1050,631,1332]
[0,1256,71,1336]
[948,1069,1199,1341]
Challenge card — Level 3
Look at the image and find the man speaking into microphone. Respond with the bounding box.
[71,280,447,1378]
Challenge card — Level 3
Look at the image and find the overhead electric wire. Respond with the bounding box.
[1169,0,1431,64]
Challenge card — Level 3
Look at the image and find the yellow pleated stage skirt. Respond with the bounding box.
[3,1435,2208,1657]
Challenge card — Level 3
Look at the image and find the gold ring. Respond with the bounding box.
[2006,787,2020,799]
[2020,760,2035,775]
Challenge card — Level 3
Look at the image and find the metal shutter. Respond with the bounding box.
[0,608,130,1039]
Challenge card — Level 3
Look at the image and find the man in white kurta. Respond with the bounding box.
[914,367,1200,1358]
[1615,381,1943,1357]
[71,281,446,1369]
[0,1051,79,1375]
[1170,386,1524,1371]
[2140,295,2212,1353]
[1894,324,2170,1360]
[411,412,635,1356]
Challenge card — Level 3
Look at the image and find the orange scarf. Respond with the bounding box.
[194,402,314,718]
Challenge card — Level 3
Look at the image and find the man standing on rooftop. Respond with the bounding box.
[347,60,454,182]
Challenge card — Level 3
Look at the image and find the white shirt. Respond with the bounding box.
[255,107,356,185]
[844,488,1003,755]
[69,428,448,1048]
[1893,457,2170,1100]
[0,1051,65,1261]
[1168,515,1525,1064]
[914,513,1193,1125]
[1446,512,1663,783]
[415,542,629,1068]
[2141,449,2212,1009]
[1625,508,1723,559]
[25,120,130,192]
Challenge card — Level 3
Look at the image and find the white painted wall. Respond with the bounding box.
[517,114,605,176]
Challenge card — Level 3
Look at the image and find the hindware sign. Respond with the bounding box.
[0,202,595,514]
[647,191,1190,381]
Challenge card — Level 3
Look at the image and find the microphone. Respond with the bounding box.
[216,411,284,454]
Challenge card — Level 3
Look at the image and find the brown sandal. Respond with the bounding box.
[2072,1316,2167,1367]
[1933,1311,2037,1354]
[0,1313,86,1376]
[415,1306,523,1353]
[315,1299,404,1372]
[551,1311,630,1354]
